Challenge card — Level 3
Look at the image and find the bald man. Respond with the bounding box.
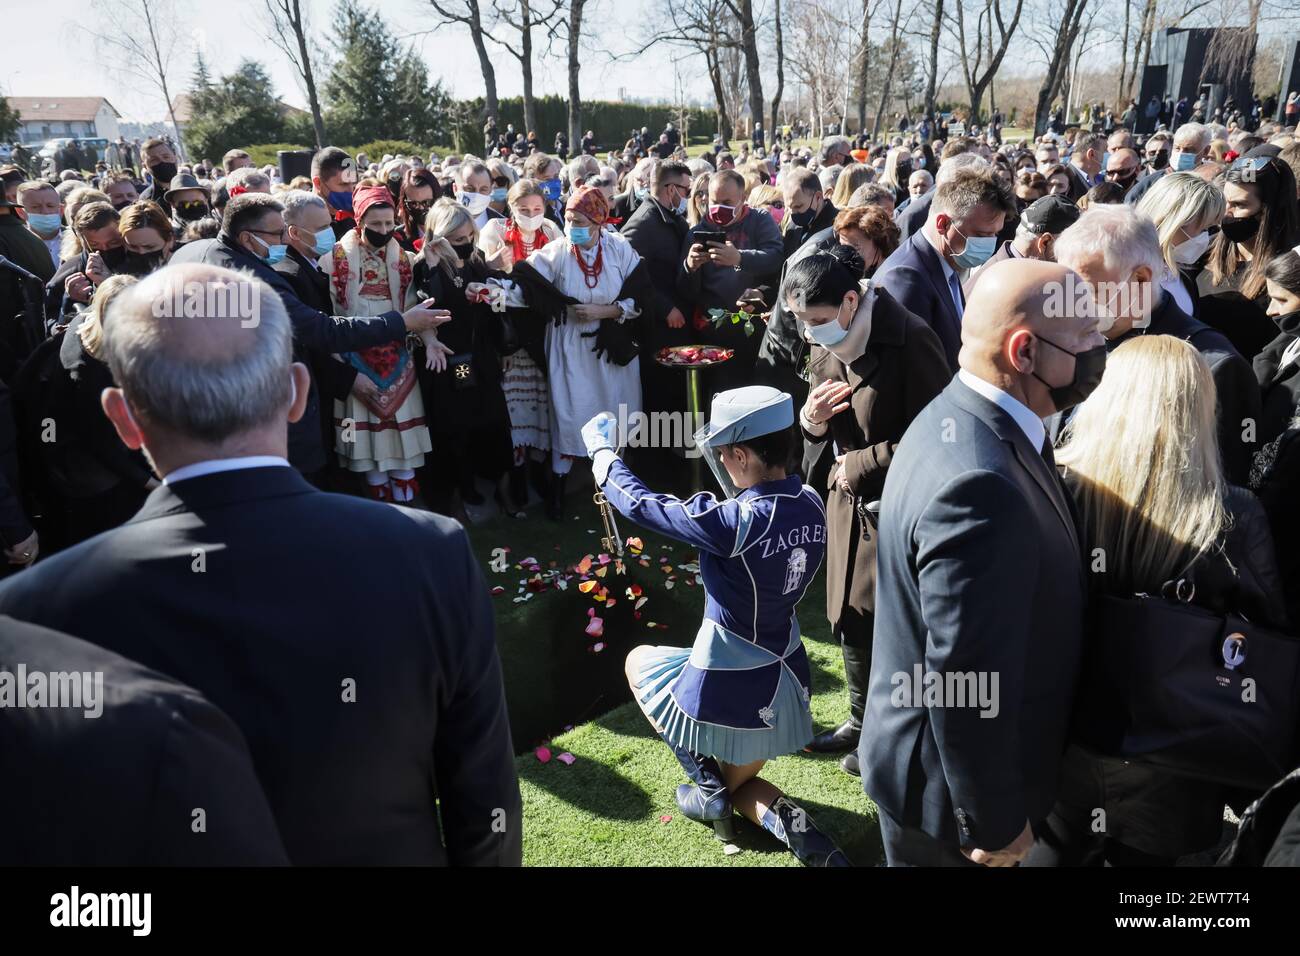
[0,264,522,866]
[861,259,1106,867]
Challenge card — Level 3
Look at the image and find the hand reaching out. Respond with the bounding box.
[419,330,454,371]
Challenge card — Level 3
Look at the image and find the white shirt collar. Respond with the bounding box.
[163,456,291,486]
[957,368,1046,452]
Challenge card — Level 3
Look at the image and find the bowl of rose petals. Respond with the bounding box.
[655,345,735,367]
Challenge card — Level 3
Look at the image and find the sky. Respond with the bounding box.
[3,0,717,122]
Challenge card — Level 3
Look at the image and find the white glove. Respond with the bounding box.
[581,412,619,458]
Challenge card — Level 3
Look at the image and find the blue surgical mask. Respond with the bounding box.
[1173,151,1197,172]
[568,225,592,245]
[491,187,508,203]
[675,197,689,215]
[27,213,62,236]
[634,186,650,201]
[313,227,337,257]
[327,190,354,213]
[254,234,287,265]
[951,226,997,269]
[541,178,563,201]
[805,300,851,347]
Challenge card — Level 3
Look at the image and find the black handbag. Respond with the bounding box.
[1073,587,1300,790]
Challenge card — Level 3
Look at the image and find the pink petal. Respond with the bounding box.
[557,752,576,765]
[535,746,552,763]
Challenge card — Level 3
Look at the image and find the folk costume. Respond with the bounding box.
[322,185,431,501]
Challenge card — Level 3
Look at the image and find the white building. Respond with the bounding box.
[7,97,123,145]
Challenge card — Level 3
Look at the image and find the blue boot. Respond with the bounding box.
[660,735,736,841]
[760,796,852,866]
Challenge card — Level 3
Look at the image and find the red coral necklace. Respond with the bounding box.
[572,239,603,289]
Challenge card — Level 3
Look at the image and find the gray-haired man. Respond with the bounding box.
[0,264,522,866]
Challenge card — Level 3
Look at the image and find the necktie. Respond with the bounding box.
[948,271,965,322]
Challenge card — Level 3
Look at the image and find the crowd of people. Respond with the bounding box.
[2,92,1300,867]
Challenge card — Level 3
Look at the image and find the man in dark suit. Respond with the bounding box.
[0,264,522,866]
[1063,131,1104,202]
[0,615,288,865]
[1054,203,1260,484]
[171,193,449,478]
[862,258,1103,866]
[895,138,977,242]
[622,159,692,418]
[873,165,1015,371]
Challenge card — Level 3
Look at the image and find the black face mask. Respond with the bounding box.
[175,200,209,221]
[364,227,393,248]
[98,245,128,270]
[112,199,134,211]
[895,163,912,180]
[149,161,178,186]
[1221,215,1260,243]
[1147,149,1168,171]
[123,250,164,276]
[791,202,820,229]
[1032,334,1108,412]
[451,241,476,261]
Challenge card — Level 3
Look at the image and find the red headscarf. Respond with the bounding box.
[565,184,609,226]
[352,185,393,228]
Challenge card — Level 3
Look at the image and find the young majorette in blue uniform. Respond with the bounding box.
[581,386,850,866]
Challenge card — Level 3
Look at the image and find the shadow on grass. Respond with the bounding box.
[521,753,656,821]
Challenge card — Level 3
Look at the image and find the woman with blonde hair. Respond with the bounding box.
[1135,170,1224,317]
[830,162,875,210]
[747,183,785,227]
[686,171,711,227]
[1029,335,1285,867]
[876,148,913,207]
[117,200,175,276]
[411,197,514,517]
[48,274,158,545]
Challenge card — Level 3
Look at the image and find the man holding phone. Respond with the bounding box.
[677,169,784,394]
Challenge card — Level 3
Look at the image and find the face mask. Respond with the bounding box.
[1148,149,1169,170]
[1221,215,1260,243]
[805,299,851,347]
[568,225,592,245]
[541,178,563,201]
[124,249,165,276]
[1032,334,1108,412]
[1172,230,1211,265]
[27,213,62,236]
[328,190,354,213]
[249,233,287,266]
[149,161,177,185]
[514,211,546,231]
[312,227,337,257]
[707,203,736,226]
[451,240,476,261]
[112,200,134,211]
[914,156,926,170]
[459,190,491,216]
[791,202,819,228]
[634,186,650,201]
[895,163,912,180]
[175,201,208,222]
[363,227,393,248]
[1173,151,1197,172]
[768,206,786,226]
[950,225,997,269]
[98,245,127,270]
[490,187,508,203]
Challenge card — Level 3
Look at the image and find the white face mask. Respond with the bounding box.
[459,190,491,216]
[513,211,546,232]
[1173,230,1211,265]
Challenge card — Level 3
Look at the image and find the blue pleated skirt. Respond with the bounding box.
[631,620,814,765]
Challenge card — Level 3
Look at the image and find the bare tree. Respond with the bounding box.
[636,0,738,141]
[563,0,590,150]
[485,0,561,135]
[945,0,1024,124]
[922,0,944,122]
[264,0,327,148]
[86,0,187,157]
[430,0,500,121]
[770,0,786,133]
[872,0,911,137]
[723,0,765,137]
[1027,0,1089,135]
